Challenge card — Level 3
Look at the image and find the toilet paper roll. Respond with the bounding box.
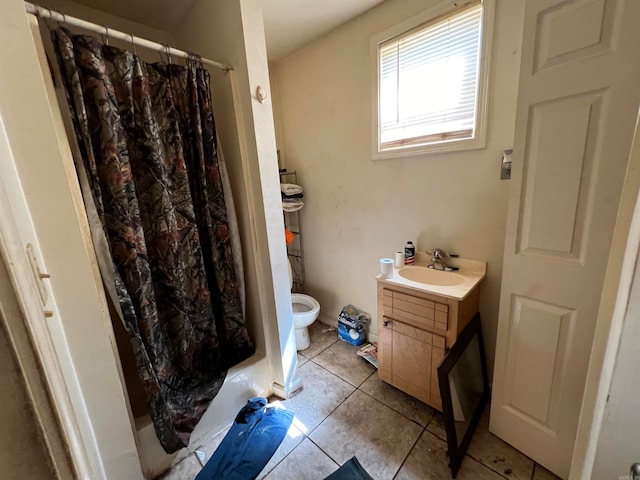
[395,251,404,268]
[380,258,394,278]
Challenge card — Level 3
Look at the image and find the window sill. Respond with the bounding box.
[372,136,487,160]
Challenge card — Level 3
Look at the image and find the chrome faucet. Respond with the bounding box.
[427,249,456,272]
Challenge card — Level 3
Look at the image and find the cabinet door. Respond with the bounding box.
[391,328,431,404]
[378,317,393,383]
[430,342,445,410]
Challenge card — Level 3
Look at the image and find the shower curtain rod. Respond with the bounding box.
[24,1,233,72]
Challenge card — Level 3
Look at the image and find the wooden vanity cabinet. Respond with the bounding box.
[376,280,480,410]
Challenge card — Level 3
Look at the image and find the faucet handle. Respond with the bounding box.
[428,248,447,259]
[428,249,460,259]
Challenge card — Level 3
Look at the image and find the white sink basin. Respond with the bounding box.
[398,266,466,286]
[377,254,486,300]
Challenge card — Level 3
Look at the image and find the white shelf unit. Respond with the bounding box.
[280,170,305,293]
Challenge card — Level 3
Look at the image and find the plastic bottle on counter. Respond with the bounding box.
[404,241,416,265]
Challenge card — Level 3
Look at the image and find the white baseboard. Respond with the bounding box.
[272,373,303,399]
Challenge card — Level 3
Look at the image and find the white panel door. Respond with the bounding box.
[490,0,640,478]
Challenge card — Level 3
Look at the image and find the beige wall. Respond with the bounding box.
[271,0,525,371]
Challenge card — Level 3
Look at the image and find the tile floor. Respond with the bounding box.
[160,322,562,480]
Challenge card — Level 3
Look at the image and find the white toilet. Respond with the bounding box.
[288,259,320,351]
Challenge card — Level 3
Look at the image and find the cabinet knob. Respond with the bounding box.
[383,320,390,327]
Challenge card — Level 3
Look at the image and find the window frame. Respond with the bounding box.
[370,0,495,160]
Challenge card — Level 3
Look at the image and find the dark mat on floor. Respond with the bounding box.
[324,457,374,480]
[195,397,293,480]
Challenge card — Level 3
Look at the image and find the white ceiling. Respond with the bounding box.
[262,0,386,60]
[69,0,385,61]
[67,0,195,32]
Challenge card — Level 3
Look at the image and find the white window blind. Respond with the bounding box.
[379,3,483,151]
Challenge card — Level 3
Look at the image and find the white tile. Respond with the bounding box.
[297,353,309,367]
[467,408,534,480]
[360,373,435,427]
[194,425,231,466]
[310,390,421,480]
[426,411,447,441]
[299,322,338,358]
[396,431,504,480]
[313,340,375,387]
[262,439,338,480]
[279,361,354,433]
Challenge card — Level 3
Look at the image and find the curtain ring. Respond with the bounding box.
[163,44,172,64]
[103,25,109,46]
[193,52,203,69]
[187,51,200,68]
[130,33,137,56]
[43,6,55,29]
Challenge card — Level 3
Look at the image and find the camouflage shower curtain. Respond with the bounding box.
[52,28,254,453]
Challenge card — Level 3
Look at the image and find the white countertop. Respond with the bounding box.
[376,253,487,300]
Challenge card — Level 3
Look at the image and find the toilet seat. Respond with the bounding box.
[291,293,320,328]
[288,258,320,350]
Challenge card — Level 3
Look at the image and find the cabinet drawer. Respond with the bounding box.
[394,291,435,309]
[382,288,449,331]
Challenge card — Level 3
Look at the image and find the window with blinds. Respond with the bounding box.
[376,2,485,154]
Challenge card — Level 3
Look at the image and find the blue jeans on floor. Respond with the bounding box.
[195,397,294,480]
